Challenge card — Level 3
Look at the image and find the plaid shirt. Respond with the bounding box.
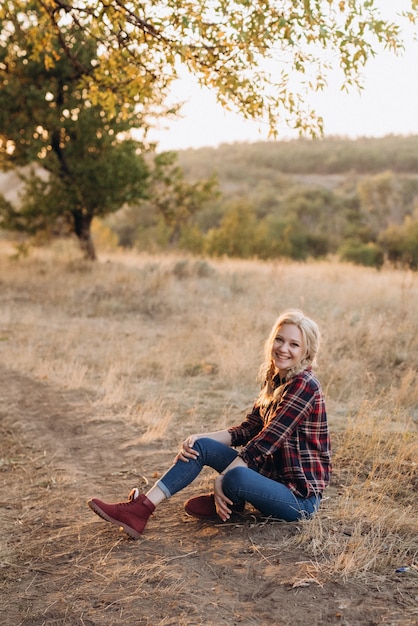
[228,368,331,498]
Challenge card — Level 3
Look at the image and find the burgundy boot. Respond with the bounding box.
[184,493,244,520]
[87,492,155,539]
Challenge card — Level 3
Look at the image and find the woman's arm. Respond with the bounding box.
[214,455,248,521]
[240,376,318,466]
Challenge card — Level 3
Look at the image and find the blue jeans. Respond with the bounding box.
[157,438,321,522]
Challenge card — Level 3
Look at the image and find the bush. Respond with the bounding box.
[379,215,418,270]
[91,218,119,252]
[204,203,262,257]
[338,240,384,269]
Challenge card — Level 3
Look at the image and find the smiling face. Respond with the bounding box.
[272,323,305,378]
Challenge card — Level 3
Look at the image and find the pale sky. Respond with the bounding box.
[148,3,418,151]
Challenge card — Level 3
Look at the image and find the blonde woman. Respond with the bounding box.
[88,309,331,538]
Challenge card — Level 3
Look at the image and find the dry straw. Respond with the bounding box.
[0,241,417,582]
[299,397,417,579]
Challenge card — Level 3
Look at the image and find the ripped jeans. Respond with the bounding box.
[156,437,321,522]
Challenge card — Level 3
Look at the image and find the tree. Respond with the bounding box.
[107,151,219,249]
[0,1,410,138]
[0,18,151,259]
[145,151,218,245]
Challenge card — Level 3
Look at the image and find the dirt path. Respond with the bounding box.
[1,366,416,625]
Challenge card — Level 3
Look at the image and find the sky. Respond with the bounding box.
[148,3,418,151]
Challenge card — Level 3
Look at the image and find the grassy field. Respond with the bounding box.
[0,241,417,625]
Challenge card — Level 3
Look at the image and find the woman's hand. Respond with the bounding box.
[214,475,233,522]
[174,435,200,463]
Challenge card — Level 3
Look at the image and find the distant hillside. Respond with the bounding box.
[177,135,418,184]
[164,134,418,269]
[3,135,418,269]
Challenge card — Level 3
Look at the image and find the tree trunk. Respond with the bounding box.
[73,210,96,260]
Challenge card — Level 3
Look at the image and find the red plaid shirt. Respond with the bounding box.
[228,368,331,498]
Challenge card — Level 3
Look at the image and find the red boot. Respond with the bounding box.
[87,492,155,539]
[184,493,245,520]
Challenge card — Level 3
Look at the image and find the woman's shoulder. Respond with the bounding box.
[292,367,322,392]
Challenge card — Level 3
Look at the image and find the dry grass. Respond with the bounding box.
[299,399,417,579]
[1,239,417,592]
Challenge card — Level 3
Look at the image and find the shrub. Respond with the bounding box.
[338,240,384,268]
[379,214,418,269]
[204,203,261,257]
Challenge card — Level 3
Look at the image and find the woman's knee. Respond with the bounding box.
[222,466,249,494]
[193,437,210,452]
[193,437,217,457]
[193,438,237,471]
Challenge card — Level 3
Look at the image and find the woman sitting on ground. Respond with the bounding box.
[88,309,331,538]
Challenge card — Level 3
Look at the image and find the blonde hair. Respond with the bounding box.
[257,309,321,408]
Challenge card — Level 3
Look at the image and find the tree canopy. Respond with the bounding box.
[0,6,220,259]
[0,18,154,259]
[0,1,413,137]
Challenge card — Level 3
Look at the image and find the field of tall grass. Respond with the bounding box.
[1,240,417,584]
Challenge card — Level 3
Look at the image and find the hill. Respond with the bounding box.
[177,135,418,183]
[2,136,418,268]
